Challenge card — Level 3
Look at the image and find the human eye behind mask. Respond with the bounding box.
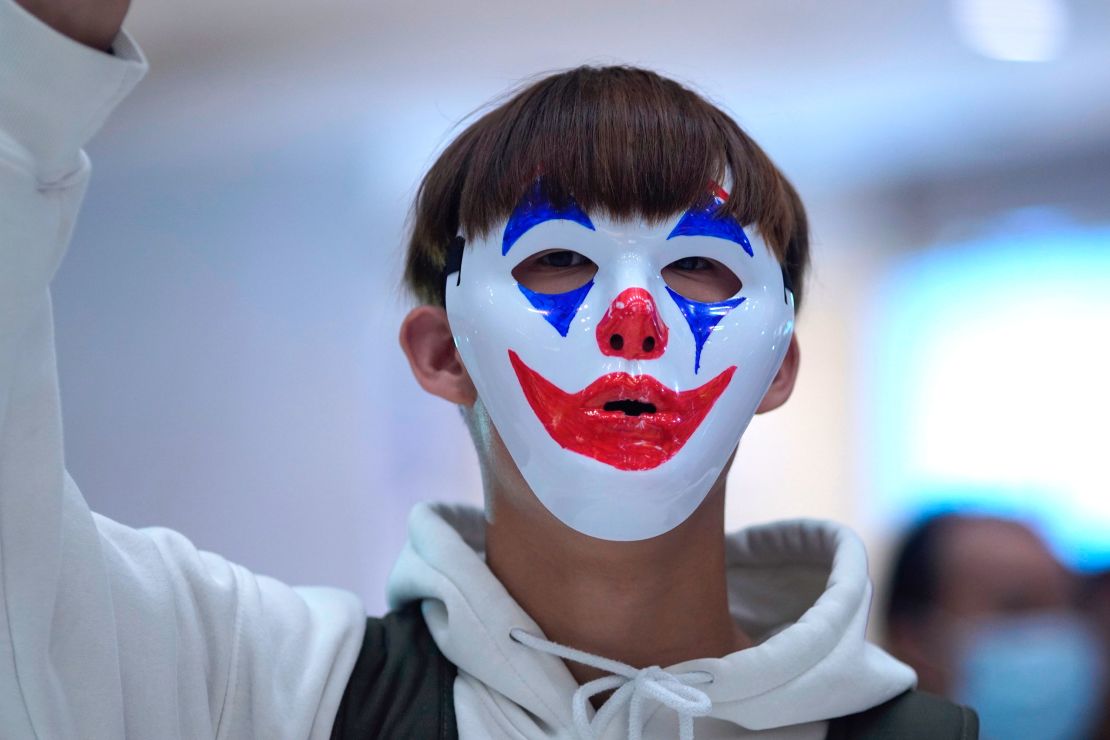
[512,249,598,295]
[661,255,742,304]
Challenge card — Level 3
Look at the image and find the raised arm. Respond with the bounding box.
[0,4,147,734]
[0,4,364,737]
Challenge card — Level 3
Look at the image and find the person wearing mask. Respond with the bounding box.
[2,0,979,736]
[885,513,1107,740]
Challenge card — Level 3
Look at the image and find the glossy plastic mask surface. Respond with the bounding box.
[445,187,794,540]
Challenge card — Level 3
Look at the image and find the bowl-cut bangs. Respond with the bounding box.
[404,65,809,310]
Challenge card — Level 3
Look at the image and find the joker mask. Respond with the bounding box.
[445,183,794,541]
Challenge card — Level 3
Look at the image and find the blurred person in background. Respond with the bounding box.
[884,513,1108,739]
[1080,569,1110,739]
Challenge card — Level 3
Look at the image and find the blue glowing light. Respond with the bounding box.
[867,218,1110,570]
[666,195,753,257]
[666,287,745,373]
[518,280,594,337]
[502,181,595,256]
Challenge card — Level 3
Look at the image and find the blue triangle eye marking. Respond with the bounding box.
[666,195,754,257]
[518,280,594,337]
[666,287,745,373]
[502,181,595,256]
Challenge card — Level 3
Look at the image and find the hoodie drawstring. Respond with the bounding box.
[509,628,713,740]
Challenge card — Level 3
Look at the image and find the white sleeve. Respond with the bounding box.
[0,3,365,738]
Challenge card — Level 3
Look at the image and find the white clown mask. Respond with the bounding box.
[445,182,795,541]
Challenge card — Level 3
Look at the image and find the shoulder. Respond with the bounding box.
[355,601,446,675]
[331,601,458,740]
[825,690,978,740]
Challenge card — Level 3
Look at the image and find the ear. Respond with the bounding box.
[399,306,477,406]
[755,333,800,414]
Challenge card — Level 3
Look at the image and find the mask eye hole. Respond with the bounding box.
[662,256,742,303]
[512,249,598,294]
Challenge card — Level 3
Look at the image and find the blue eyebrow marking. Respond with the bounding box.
[502,181,595,256]
[518,280,594,337]
[666,195,754,257]
[666,287,746,373]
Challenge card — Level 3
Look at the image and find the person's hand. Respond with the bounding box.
[14,0,130,52]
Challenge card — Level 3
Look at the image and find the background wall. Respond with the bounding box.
[52,0,1110,614]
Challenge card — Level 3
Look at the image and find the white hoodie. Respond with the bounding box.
[390,504,916,740]
[0,3,915,738]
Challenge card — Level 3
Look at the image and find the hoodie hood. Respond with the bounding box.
[386,503,915,737]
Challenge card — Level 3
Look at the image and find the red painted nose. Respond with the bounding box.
[596,288,668,360]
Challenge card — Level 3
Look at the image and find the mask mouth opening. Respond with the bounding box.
[602,399,658,417]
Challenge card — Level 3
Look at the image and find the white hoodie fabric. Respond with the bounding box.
[0,5,365,739]
[390,504,916,740]
[0,3,916,738]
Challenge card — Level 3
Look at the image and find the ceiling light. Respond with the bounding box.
[951,0,1068,62]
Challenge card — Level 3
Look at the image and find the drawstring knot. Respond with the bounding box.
[510,628,713,740]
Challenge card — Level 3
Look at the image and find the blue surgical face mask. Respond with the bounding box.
[952,612,1107,740]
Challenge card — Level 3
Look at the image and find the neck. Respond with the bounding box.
[485,478,750,688]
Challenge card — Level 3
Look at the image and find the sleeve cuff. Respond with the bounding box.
[0,0,147,182]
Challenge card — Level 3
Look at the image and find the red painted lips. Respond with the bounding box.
[508,350,736,471]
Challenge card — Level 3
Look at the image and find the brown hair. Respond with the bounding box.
[403,65,810,310]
